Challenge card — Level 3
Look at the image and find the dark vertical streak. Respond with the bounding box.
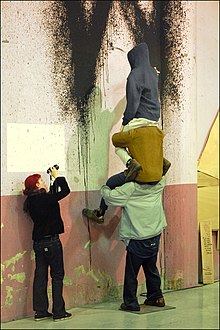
[63,0,113,195]
[119,1,161,69]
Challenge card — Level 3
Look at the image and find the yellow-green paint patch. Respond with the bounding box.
[1,263,5,284]
[84,240,91,249]
[31,250,35,260]
[75,265,86,277]
[1,223,4,229]
[74,265,111,284]
[8,272,26,283]
[5,251,26,268]
[5,286,13,306]
[64,275,73,286]
[47,286,52,294]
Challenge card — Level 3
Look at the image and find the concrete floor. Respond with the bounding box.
[1,281,219,329]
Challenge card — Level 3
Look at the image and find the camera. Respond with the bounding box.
[47,164,59,174]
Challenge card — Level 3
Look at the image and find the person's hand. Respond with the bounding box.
[50,166,59,179]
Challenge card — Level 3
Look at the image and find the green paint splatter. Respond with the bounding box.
[74,265,111,284]
[1,264,5,284]
[75,265,86,277]
[64,275,73,286]
[5,286,13,306]
[5,251,26,268]
[31,250,35,260]
[87,269,99,282]
[74,177,79,183]
[84,240,91,249]
[47,286,52,294]
[8,272,26,283]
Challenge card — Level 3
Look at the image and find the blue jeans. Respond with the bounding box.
[99,171,126,212]
[33,236,66,316]
[123,234,162,308]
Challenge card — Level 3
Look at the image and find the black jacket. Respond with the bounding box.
[122,43,160,126]
[24,177,70,241]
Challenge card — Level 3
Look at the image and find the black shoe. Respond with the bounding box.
[162,158,171,176]
[34,311,52,321]
[125,159,142,182]
[53,311,72,321]
[82,208,104,224]
[119,303,140,311]
[144,297,165,307]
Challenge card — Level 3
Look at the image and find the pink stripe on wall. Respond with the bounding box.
[163,183,198,289]
[1,184,218,322]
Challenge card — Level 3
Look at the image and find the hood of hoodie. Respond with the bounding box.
[127,42,157,90]
[127,42,150,69]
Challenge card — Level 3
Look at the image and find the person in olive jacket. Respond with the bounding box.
[23,166,72,322]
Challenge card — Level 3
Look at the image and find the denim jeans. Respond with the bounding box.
[99,171,126,212]
[123,234,162,308]
[33,236,66,316]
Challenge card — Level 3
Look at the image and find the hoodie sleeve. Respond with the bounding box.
[122,75,141,126]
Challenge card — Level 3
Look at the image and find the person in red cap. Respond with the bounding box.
[23,166,72,322]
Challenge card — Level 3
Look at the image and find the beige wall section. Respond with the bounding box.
[196,1,219,157]
[1,1,133,196]
[1,1,64,195]
[163,1,197,185]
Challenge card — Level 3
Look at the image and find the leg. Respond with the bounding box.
[33,242,49,313]
[46,238,66,317]
[141,235,164,302]
[82,172,126,223]
[115,147,131,166]
[142,255,163,300]
[99,171,126,212]
[123,251,142,310]
[114,147,142,182]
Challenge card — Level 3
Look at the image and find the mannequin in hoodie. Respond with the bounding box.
[115,42,163,182]
[82,43,165,224]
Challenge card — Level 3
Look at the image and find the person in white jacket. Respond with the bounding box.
[100,169,170,311]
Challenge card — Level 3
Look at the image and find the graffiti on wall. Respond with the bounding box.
[42,0,189,188]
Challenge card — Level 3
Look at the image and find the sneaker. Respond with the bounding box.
[125,159,142,182]
[53,311,72,321]
[119,303,140,311]
[34,311,52,321]
[144,297,165,307]
[82,208,104,224]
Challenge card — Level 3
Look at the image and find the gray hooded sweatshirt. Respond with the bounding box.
[122,43,160,126]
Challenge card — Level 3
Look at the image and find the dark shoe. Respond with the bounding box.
[162,158,171,176]
[119,303,140,311]
[125,159,142,182]
[82,208,104,224]
[34,311,52,321]
[144,297,165,307]
[53,311,72,321]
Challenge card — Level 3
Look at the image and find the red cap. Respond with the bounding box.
[23,174,41,195]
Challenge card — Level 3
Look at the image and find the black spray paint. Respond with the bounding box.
[160,1,189,121]
[43,0,188,190]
